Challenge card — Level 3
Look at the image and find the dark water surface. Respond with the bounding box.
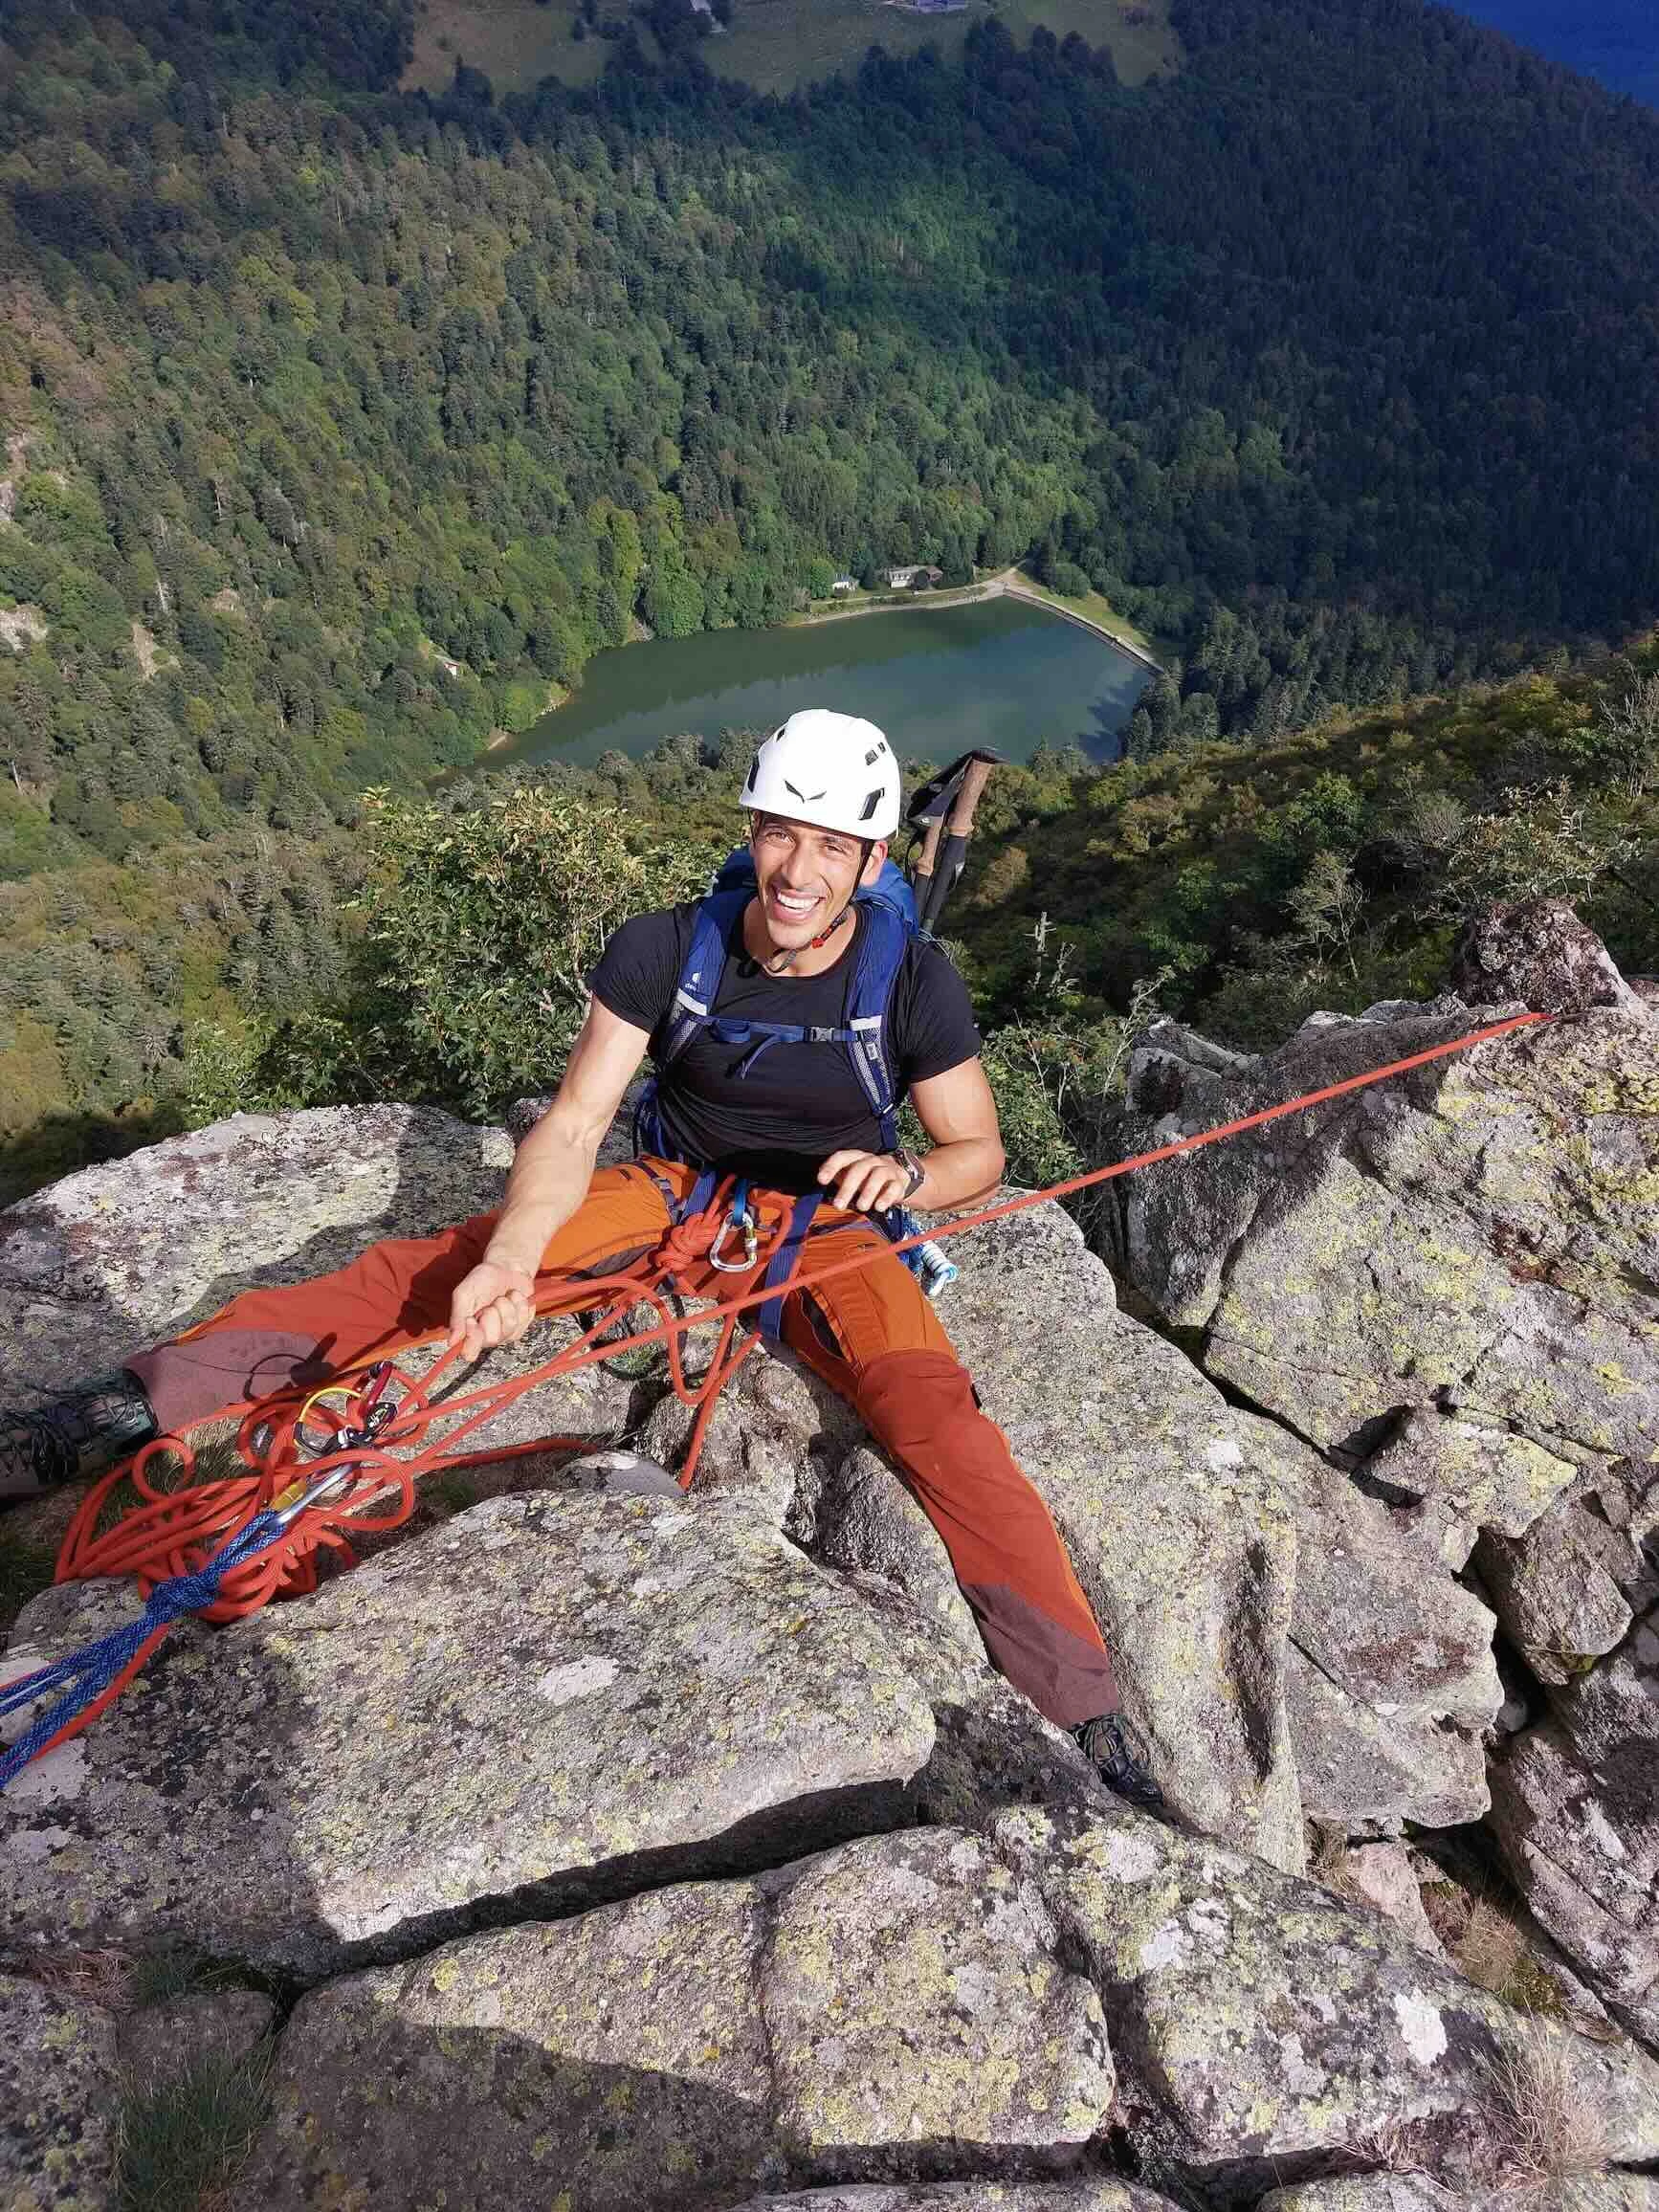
[494,596,1153,771]
[1450,0,1658,103]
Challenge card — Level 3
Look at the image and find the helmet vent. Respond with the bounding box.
[859,788,881,822]
[864,748,880,765]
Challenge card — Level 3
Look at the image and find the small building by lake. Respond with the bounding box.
[887,564,943,589]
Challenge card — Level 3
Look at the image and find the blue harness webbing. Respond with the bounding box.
[630,856,952,1334]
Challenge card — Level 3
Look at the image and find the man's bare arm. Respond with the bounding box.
[447,1000,650,1358]
[817,1056,1005,1215]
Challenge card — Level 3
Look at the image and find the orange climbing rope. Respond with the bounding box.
[17,1006,1546,1772]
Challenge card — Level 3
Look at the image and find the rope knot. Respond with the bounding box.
[657,1211,727,1275]
[145,1569,222,1623]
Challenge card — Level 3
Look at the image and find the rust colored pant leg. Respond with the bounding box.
[127,1161,682,1436]
[777,1214,1118,1730]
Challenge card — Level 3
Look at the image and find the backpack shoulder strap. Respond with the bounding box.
[657,888,748,1072]
[843,901,911,1150]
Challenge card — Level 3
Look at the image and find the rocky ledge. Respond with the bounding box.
[2,900,1656,2211]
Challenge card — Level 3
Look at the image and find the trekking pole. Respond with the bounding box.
[910,811,948,916]
[906,749,1002,933]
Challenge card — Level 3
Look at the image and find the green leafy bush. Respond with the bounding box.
[346,787,717,1114]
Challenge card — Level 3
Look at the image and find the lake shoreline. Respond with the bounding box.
[480,584,1156,773]
[784,568,1163,673]
[477,570,1161,755]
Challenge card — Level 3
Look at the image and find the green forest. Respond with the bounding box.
[2,0,1659,1186]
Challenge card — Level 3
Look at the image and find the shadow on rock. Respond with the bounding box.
[232,1825,1120,2211]
[237,2018,788,2212]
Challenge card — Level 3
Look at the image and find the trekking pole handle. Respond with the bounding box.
[912,813,946,885]
[947,758,996,838]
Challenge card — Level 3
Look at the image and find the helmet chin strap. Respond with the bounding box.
[759,839,871,975]
[763,909,848,976]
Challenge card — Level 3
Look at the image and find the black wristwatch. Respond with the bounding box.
[894,1146,926,1202]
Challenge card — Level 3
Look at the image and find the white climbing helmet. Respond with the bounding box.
[741,708,900,841]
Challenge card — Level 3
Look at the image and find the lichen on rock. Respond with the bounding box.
[233,1827,1116,2210]
[992,1801,1659,2173]
[0,1492,935,1976]
[4,911,1657,2210]
[0,1970,120,2211]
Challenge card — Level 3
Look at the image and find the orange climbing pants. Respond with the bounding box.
[127,1158,1118,1728]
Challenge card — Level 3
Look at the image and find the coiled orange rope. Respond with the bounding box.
[13,1006,1545,1772]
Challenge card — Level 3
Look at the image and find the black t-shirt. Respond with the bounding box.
[589,900,982,1190]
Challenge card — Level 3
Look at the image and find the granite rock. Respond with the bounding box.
[1340,1843,1449,1961]
[726,2190,1184,2210]
[820,1201,1307,1871]
[1264,2180,1659,2212]
[1251,1414,1502,1829]
[0,1492,934,1976]
[1115,924,1659,1472]
[1449,896,1656,1022]
[761,1828,1112,2174]
[233,1879,782,2211]
[0,1970,119,2211]
[234,1827,1116,2210]
[1360,1406,1581,1566]
[1489,1620,1659,2047]
[993,1802,1659,2171]
[1473,1456,1656,1687]
[1255,2184,1455,2212]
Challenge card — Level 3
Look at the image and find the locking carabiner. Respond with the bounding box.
[708,1203,761,1273]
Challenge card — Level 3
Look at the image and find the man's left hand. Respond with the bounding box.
[818,1149,913,1214]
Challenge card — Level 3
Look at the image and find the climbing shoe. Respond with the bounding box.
[0,1370,158,1502]
[1073,1712,1166,1814]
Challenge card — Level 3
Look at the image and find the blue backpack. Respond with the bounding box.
[631,849,957,1319]
[632,846,920,1164]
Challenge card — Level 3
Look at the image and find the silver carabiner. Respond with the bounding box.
[270,1461,360,1529]
[708,1206,761,1273]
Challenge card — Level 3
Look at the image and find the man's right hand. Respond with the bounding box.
[448,1259,539,1361]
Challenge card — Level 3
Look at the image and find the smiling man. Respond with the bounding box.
[0,711,1161,1810]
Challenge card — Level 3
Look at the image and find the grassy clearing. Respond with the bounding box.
[711,0,1180,94]
[403,0,1179,100]
[1007,567,1162,659]
[116,2048,273,2212]
[404,0,606,95]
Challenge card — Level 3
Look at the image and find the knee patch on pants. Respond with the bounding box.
[853,1348,977,1451]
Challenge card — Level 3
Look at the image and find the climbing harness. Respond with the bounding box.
[633,844,958,1300]
[708,1181,761,1273]
[0,1006,1549,1790]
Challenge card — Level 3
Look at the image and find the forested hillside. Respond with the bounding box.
[18,638,1647,1210]
[3,0,1659,1177]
